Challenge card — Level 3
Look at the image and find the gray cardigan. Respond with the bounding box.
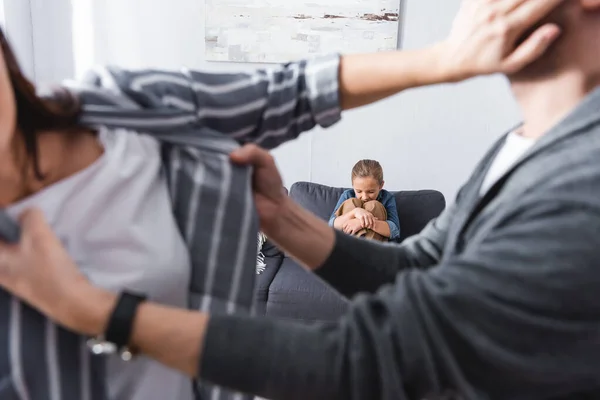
[203,87,600,399]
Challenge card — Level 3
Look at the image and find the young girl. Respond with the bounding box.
[328,159,400,241]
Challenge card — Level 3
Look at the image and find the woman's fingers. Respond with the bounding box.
[0,241,17,284]
[494,0,529,15]
[507,0,565,31]
[502,23,561,74]
[472,0,564,24]
[19,208,53,246]
[0,209,45,284]
[444,0,565,78]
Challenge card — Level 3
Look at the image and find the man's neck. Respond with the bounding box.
[510,70,599,139]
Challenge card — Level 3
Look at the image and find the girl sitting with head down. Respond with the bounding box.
[329,159,400,241]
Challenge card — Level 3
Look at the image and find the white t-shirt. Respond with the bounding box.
[7,128,194,400]
[479,131,537,195]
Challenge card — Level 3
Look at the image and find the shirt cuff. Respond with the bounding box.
[304,54,342,128]
[387,221,401,240]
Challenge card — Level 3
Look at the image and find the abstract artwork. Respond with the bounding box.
[205,0,402,63]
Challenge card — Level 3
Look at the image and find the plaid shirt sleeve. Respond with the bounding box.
[73,54,341,149]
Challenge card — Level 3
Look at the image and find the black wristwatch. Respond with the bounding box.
[87,291,147,361]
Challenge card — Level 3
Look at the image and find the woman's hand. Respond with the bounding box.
[0,209,107,334]
[353,208,376,229]
[440,0,564,80]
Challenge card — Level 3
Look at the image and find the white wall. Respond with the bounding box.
[310,0,520,199]
[29,0,521,200]
[1,0,36,79]
[2,0,74,84]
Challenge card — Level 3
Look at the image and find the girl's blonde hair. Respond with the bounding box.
[351,159,384,185]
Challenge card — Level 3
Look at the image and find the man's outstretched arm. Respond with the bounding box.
[77,0,564,150]
[264,196,453,297]
[58,190,600,400]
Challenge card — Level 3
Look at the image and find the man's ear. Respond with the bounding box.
[380,180,385,189]
[581,0,600,11]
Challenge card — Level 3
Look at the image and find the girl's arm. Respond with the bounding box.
[370,220,392,238]
[333,211,356,230]
[330,191,355,229]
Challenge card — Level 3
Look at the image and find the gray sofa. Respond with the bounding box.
[254,181,446,322]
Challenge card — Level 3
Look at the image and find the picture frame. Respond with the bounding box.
[205,0,405,63]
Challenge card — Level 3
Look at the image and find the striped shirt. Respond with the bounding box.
[0,54,341,400]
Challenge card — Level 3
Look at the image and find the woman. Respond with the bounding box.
[0,0,566,399]
[329,159,400,241]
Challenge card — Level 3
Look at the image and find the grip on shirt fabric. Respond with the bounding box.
[0,212,20,243]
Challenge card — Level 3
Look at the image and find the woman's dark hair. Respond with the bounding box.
[0,27,80,178]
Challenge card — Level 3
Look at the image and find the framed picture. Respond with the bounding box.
[205,0,404,63]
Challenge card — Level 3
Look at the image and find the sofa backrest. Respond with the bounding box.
[288,181,446,242]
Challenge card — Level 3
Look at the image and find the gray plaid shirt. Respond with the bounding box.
[0,54,341,400]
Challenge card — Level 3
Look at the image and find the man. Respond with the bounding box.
[1,1,598,400]
[232,2,600,398]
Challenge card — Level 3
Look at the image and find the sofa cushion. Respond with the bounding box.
[262,182,447,323]
[289,181,446,242]
[266,257,349,322]
[254,251,284,315]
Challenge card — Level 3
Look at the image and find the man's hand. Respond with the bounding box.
[441,0,565,80]
[353,208,376,229]
[230,144,288,231]
[231,144,336,270]
[343,219,364,235]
